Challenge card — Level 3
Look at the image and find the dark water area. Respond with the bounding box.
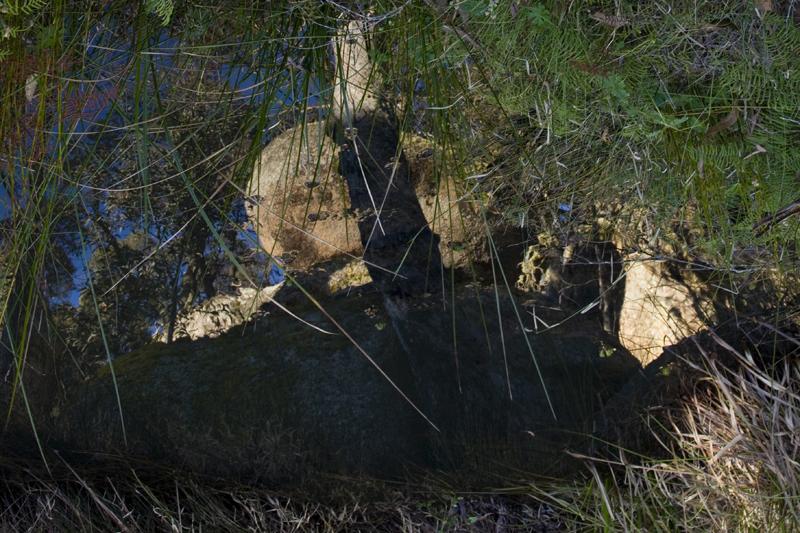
[2,22,315,307]
[0,184,9,221]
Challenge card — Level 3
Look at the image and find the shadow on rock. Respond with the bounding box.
[48,282,642,486]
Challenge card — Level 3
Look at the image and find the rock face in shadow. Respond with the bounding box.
[332,20,442,297]
[53,284,640,483]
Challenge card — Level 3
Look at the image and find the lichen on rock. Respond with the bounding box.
[155,284,282,342]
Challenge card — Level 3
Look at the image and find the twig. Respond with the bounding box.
[753,200,800,235]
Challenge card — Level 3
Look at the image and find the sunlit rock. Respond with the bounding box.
[617,254,711,364]
[155,284,283,342]
[246,125,481,271]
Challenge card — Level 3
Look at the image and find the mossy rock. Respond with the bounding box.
[52,284,640,484]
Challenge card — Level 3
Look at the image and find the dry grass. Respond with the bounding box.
[529,335,800,531]
[0,457,563,532]
[2,333,798,531]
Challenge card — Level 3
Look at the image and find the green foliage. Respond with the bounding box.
[145,0,174,26]
[441,0,800,269]
[34,19,60,49]
[601,74,629,106]
[0,0,49,60]
[521,4,552,28]
[1,0,47,17]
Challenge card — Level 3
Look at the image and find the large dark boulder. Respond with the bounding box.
[50,284,639,483]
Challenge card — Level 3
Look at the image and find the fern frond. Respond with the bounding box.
[4,0,48,17]
[145,0,174,26]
